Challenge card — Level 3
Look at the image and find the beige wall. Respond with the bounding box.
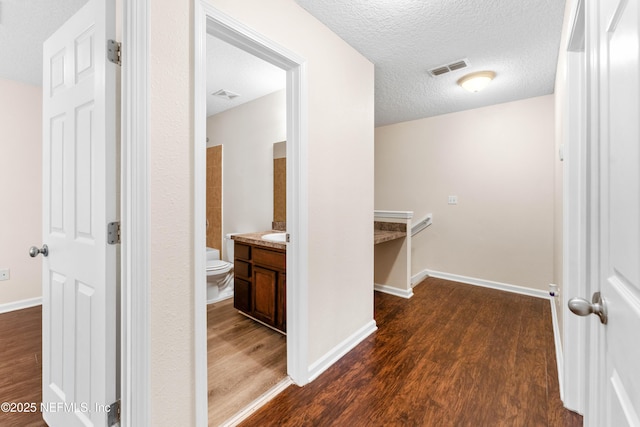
[375,95,555,291]
[207,89,286,254]
[149,0,374,424]
[208,0,375,366]
[0,78,42,307]
[149,0,194,424]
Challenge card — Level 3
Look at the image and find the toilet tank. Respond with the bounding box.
[206,247,220,261]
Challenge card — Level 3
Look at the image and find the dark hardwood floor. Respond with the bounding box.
[241,277,583,427]
[0,278,583,426]
[0,305,46,427]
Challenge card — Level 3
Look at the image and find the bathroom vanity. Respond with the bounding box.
[232,232,286,333]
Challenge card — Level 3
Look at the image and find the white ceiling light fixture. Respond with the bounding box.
[457,71,496,93]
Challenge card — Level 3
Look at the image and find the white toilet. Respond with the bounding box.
[206,233,236,304]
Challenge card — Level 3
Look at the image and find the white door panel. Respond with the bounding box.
[605,284,640,425]
[42,0,117,425]
[593,0,640,424]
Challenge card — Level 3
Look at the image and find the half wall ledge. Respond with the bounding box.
[374,210,413,298]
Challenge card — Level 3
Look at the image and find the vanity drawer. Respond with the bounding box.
[253,247,286,270]
[234,243,251,260]
[234,260,251,278]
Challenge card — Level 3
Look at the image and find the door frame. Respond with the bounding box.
[194,2,310,425]
[565,0,611,423]
[563,0,587,414]
[120,0,151,425]
[584,0,605,423]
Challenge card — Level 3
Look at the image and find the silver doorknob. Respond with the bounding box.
[29,244,49,258]
[568,291,607,324]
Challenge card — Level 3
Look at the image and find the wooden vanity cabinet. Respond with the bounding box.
[233,277,252,313]
[252,266,277,325]
[233,241,286,332]
[233,243,252,313]
[276,273,286,331]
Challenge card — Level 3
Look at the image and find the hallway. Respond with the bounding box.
[241,278,583,426]
[0,278,582,426]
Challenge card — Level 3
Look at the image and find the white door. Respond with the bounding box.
[581,0,640,424]
[41,0,118,425]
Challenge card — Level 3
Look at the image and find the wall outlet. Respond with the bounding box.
[0,268,9,281]
[448,195,458,205]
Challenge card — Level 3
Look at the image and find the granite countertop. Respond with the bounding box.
[231,230,286,251]
[374,221,407,245]
[234,227,404,248]
[374,229,407,245]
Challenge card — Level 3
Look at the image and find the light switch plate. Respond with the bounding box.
[0,268,9,281]
[448,195,458,205]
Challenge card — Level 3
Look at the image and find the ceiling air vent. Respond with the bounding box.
[430,66,450,76]
[448,60,468,71]
[428,59,469,77]
[212,89,241,100]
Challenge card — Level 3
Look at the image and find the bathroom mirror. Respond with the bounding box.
[273,141,286,225]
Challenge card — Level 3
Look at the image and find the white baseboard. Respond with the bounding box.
[374,283,413,299]
[206,293,233,305]
[221,376,293,427]
[550,296,564,402]
[0,297,42,314]
[421,269,549,299]
[411,270,430,287]
[308,320,377,382]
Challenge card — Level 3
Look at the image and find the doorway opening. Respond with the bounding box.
[204,32,287,425]
[194,3,309,425]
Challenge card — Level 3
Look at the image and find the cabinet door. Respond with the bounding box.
[277,273,286,332]
[252,266,277,325]
[234,278,251,313]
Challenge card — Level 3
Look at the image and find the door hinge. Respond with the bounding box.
[107,39,122,66]
[107,399,121,426]
[107,222,121,245]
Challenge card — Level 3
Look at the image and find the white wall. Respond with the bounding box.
[376,95,555,292]
[149,0,374,424]
[207,89,286,253]
[0,78,42,308]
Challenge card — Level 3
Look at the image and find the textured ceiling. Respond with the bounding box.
[2,1,565,126]
[206,35,285,117]
[0,0,284,118]
[295,0,566,126]
[0,0,88,85]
